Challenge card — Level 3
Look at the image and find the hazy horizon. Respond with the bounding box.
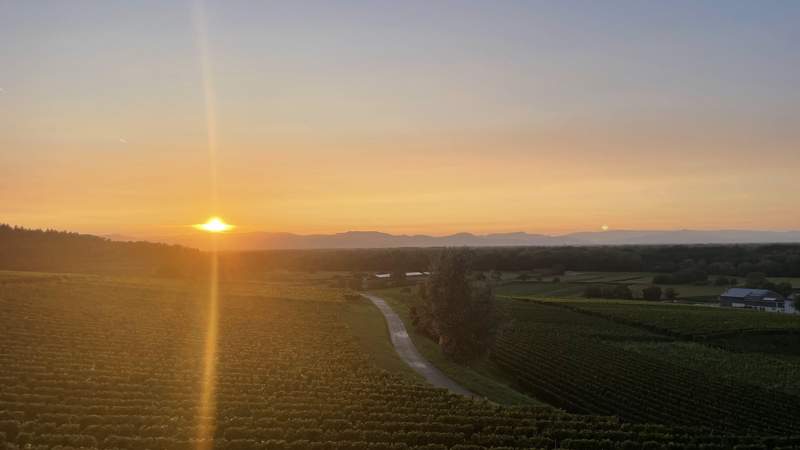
[110,226,800,240]
[6,223,791,243]
[91,226,800,252]
[2,1,799,236]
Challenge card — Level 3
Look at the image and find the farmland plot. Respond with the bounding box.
[7,273,795,449]
[493,299,800,435]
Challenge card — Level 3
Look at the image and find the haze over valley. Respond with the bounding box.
[105,228,800,250]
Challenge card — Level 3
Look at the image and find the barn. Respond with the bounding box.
[719,288,794,313]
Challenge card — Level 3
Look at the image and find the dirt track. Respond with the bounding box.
[361,293,474,397]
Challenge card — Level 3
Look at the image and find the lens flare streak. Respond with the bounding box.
[196,237,219,450]
[192,1,222,449]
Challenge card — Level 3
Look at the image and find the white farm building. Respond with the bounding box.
[719,288,797,314]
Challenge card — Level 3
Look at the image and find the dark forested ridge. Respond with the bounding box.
[224,244,800,277]
[4,224,800,278]
[0,224,201,276]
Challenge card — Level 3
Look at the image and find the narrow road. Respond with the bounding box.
[361,293,474,397]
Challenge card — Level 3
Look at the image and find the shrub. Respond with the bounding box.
[642,285,662,301]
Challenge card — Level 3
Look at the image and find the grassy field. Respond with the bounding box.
[494,281,590,298]
[494,270,800,302]
[339,296,422,382]
[560,271,660,283]
[496,280,727,301]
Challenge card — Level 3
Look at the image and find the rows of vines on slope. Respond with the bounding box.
[492,300,800,435]
[2,276,800,450]
[540,299,800,338]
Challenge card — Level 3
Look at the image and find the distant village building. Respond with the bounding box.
[719,288,796,314]
[365,271,430,289]
[373,272,430,279]
[405,272,429,278]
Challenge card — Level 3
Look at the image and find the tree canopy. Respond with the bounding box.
[0,224,201,277]
[412,249,501,362]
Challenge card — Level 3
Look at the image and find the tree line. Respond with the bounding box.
[223,244,800,280]
[4,224,800,279]
[0,224,201,276]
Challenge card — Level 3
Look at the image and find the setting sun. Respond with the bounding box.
[194,217,234,233]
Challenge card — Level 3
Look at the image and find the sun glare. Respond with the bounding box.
[194,217,234,233]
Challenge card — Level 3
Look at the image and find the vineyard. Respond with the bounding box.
[3,272,800,449]
[494,282,590,299]
[616,341,800,397]
[492,299,800,436]
[523,299,800,338]
[494,279,725,303]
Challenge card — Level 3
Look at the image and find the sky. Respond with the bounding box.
[1,0,799,237]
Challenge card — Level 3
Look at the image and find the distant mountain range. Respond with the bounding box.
[107,229,800,251]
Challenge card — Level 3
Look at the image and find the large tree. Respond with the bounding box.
[412,248,501,362]
[391,269,407,286]
[641,285,662,301]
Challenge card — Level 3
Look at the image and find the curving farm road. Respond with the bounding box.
[361,293,474,397]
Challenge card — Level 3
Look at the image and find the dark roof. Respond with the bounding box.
[721,288,784,300]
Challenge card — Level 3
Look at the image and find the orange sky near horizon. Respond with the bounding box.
[2,2,799,237]
[4,124,798,237]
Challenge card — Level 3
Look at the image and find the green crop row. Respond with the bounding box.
[2,274,800,450]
